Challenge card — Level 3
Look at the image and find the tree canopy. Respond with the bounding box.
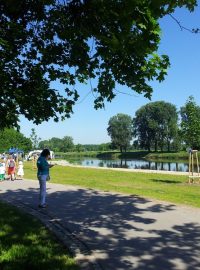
[0,128,32,152]
[180,96,200,149]
[133,101,178,151]
[0,0,197,128]
[107,113,133,152]
[39,135,74,152]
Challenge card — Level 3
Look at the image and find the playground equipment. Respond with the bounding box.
[188,149,200,183]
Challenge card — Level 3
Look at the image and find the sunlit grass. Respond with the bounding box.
[23,161,200,208]
[0,201,79,270]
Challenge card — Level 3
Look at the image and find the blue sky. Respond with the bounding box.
[20,4,200,144]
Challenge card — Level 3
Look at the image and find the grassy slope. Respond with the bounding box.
[24,161,200,208]
[55,150,192,161]
[0,201,78,270]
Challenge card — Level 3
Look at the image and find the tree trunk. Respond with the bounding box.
[160,143,163,152]
[167,140,170,152]
[155,141,157,152]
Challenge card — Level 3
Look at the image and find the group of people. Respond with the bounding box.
[0,149,54,209]
[0,155,24,181]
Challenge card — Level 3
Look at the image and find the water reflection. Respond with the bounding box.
[69,158,190,172]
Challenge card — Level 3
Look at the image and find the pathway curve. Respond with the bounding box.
[1,179,200,270]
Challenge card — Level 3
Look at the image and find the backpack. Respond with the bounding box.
[9,159,15,168]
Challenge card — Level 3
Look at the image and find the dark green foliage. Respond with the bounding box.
[82,143,111,152]
[133,101,179,151]
[0,202,78,270]
[39,136,74,152]
[0,128,32,152]
[0,0,197,128]
[107,113,133,152]
[180,96,200,149]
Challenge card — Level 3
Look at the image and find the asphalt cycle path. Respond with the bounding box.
[1,179,200,270]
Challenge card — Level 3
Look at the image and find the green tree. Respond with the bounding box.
[170,131,183,152]
[98,143,111,151]
[75,144,84,153]
[60,136,74,152]
[30,128,41,149]
[83,145,99,151]
[49,137,63,152]
[39,137,62,151]
[38,140,50,149]
[158,102,178,152]
[107,114,133,153]
[0,128,32,152]
[0,0,197,128]
[133,101,178,151]
[180,96,200,149]
[39,136,73,152]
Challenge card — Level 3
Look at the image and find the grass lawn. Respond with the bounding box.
[0,201,78,270]
[24,161,200,208]
[1,161,199,269]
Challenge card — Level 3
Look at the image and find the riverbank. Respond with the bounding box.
[55,150,192,161]
[50,159,188,176]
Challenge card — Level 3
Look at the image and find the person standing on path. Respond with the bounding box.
[37,149,54,208]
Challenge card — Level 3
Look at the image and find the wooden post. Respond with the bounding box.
[196,151,200,183]
[188,150,200,183]
[188,151,192,183]
[32,155,37,169]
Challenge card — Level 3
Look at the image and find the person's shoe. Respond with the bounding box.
[38,204,47,208]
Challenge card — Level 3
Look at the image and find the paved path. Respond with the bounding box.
[1,179,200,270]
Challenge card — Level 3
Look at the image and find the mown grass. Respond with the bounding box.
[24,161,200,208]
[55,151,102,158]
[0,201,78,270]
[146,151,190,160]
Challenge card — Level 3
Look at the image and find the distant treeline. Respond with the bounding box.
[39,97,200,154]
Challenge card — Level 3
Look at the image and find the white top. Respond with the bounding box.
[17,164,24,176]
[0,162,6,174]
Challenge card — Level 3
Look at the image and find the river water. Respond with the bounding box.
[67,158,190,172]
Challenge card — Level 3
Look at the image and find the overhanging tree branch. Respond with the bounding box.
[169,14,200,34]
[0,0,198,129]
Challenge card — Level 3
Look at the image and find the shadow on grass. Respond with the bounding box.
[151,179,182,184]
[1,182,200,270]
[0,200,78,270]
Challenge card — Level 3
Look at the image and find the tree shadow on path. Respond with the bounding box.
[1,183,200,270]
